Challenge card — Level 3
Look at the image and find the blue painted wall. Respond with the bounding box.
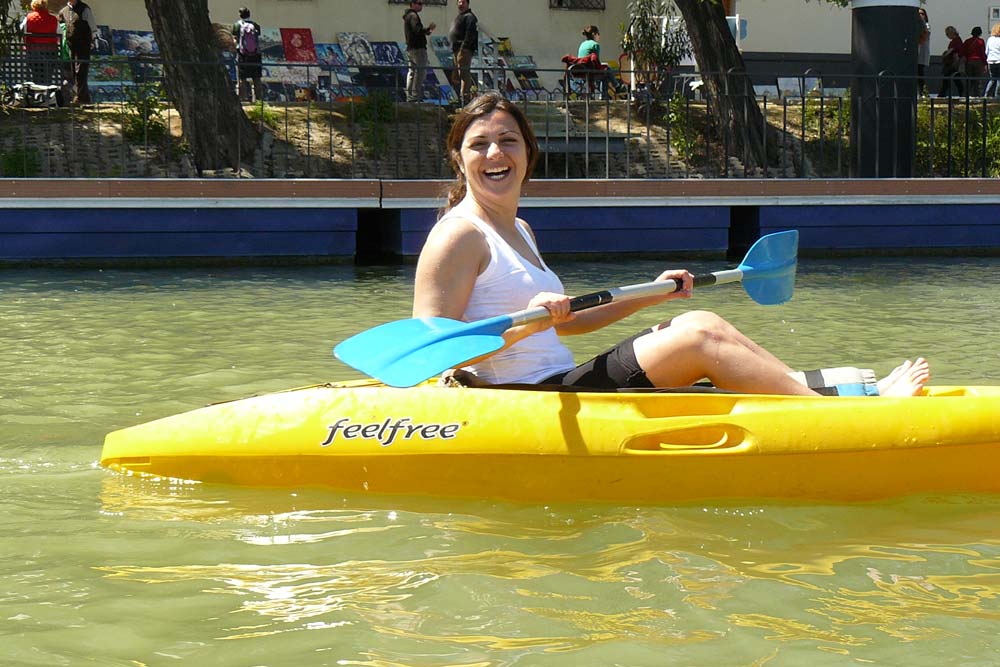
[761,205,1000,249]
[401,206,730,256]
[2,202,998,262]
[0,208,358,259]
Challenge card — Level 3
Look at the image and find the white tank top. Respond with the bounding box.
[437,210,576,384]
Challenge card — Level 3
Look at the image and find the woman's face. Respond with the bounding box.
[458,110,528,204]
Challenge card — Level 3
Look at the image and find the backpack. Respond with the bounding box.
[64,6,91,53]
[237,20,258,56]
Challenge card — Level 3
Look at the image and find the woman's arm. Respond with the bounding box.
[552,268,693,335]
[517,221,693,336]
[413,217,485,320]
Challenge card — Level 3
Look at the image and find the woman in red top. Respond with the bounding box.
[961,26,988,88]
[939,25,965,97]
[23,0,59,85]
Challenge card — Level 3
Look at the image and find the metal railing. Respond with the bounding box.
[0,53,998,179]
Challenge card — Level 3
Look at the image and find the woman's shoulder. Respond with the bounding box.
[436,209,483,231]
[420,213,492,276]
[514,216,535,232]
[427,212,490,249]
[514,216,541,244]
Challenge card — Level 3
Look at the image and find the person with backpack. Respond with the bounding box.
[56,0,97,105]
[231,7,263,102]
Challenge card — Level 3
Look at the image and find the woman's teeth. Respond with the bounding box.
[485,167,510,180]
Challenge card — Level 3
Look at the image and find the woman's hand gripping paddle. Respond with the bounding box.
[334,230,799,388]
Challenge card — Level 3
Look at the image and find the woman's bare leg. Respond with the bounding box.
[632,310,819,395]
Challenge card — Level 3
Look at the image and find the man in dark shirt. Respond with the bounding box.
[57,0,97,104]
[403,1,435,102]
[449,0,478,104]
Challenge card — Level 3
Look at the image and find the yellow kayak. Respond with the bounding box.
[101,381,1000,503]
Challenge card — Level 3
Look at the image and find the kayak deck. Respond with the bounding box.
[101,382,1000,503]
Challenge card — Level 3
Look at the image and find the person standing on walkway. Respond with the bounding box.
[449,0,478,104]
[403,1,435,103]
[938,25,965,97]
[232,7,263,102]
[57,0,97,105]
[961,26,987,93]
[984,23,1000,97]
[916,8,930,96]
[23,0,59,86]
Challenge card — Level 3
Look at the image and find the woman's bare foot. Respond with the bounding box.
[879,358,930,397]
[876,360,911,394]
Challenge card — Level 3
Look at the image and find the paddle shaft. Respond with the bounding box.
[506,268,744,328]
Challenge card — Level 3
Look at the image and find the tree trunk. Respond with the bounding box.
[673,0,776,172]
[144,0,258,173]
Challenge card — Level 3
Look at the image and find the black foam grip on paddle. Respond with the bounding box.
[693,274,718,289]
[569,290,613,312]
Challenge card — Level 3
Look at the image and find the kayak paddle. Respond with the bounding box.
[335,229,799,388]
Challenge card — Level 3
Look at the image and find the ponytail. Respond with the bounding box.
[440,180,467,218]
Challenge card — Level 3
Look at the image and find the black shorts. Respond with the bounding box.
[237,54,262,81]
[541,329,654,389]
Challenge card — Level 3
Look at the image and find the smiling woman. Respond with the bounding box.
[410,93,928,394]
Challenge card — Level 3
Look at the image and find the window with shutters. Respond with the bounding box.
[388,0,448,6]
[549,0,606,10]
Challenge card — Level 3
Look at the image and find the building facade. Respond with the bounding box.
[32,1,995,76]
[736,0,999,74]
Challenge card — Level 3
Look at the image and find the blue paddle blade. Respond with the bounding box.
[738,230,798,305]
[334,314,514,387]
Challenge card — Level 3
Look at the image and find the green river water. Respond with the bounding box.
[3,256,1000,666]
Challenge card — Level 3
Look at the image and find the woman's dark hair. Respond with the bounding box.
[441,92,539,215]
[972,26,982,37]
[582,25,599,40]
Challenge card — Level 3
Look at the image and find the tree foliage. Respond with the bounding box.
[0,0,28,60]
[620,0,691,85]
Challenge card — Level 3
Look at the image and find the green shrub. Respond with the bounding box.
[803,90,850,140]
[118,82,169,144]
[916,100,1000,177]
[0,146,41,176]
[355,90,395,157]
[666,94,697,159]
[245,102,281,130]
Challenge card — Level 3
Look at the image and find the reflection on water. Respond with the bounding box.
[87,475,1000,664]
[3,258,1000,665]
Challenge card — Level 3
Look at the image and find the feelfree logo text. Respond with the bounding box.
[320,417,461,447]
